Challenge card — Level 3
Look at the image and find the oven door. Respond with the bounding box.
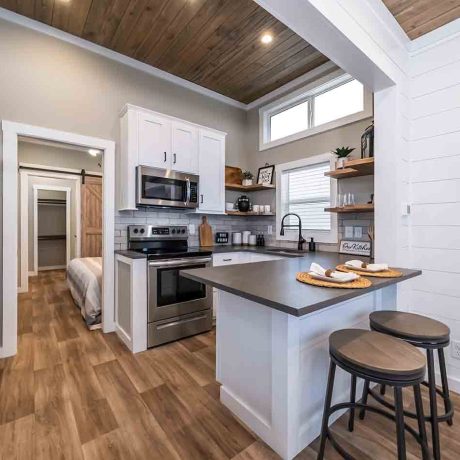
[137,166,199,208]
[148,257,212,321]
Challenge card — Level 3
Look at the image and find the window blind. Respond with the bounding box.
[284,162,331,231]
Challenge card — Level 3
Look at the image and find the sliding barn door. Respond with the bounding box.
[81,176,102,257]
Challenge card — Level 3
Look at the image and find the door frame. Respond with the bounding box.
[19,168,82,290]
[1,120,115,358]
[33,184,71,273]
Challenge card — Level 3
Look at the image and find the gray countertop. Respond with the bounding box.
[181,252,421,317]
[115,245,306,259]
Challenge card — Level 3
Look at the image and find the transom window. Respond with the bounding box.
[260,72,371,151]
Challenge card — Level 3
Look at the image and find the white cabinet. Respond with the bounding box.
[119,104,226,211]
[171,121,198,174]
[138,112,171,169]
[198,129,225,214]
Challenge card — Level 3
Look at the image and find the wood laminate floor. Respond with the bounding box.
[1,270,459,459]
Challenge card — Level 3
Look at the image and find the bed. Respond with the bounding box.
[67,257,102,329]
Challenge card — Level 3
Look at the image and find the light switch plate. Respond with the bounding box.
[354,227,363,238]
[188,224,196,235]
[345,226,353,238]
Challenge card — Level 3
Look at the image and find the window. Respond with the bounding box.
[260,72,372,151]
[276,154,337,244]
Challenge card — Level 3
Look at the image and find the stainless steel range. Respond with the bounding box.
[128,225,213,348]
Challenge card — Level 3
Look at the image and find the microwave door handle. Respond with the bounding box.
[185,178,191,205]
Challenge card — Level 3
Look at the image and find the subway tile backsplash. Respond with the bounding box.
[115,209,374,252]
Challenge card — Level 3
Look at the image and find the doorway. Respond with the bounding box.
[33,185,71,272]
[1,121,115,358]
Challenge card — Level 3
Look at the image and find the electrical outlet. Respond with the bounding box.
[451,340,460,360]
[267,225,273,235]
[354,227,363,239]
[188,224,196,235]
[345,226,353,238]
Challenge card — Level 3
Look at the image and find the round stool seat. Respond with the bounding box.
[370,311,450,344]
[330,329,426,381]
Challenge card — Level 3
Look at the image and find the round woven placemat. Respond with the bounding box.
[296,272,372,289]
[336,264,403,278]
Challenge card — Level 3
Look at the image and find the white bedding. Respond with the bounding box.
[67,257,102,329]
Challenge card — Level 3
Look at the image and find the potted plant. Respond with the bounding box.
[242,170,254,186]
[332,146,355,169]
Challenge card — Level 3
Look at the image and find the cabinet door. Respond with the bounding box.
[138,112,171,169]
[198,129,225,213]
[171,121,198,173]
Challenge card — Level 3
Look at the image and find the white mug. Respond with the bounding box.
[242,231,251,245]
[226,202,234,211]
[253,205,260,213]
[264,205,271,214]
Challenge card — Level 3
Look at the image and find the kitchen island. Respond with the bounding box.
[182,253,421,460]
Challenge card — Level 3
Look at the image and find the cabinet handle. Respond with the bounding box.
[200,194,204,204]
[223,258,232,262]
[164,152,167,162]
[173,153,177,164]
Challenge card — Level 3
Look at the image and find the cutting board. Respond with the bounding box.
[199,216,213,247]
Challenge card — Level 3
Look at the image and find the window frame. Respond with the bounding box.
[275,153,338,244]
[259,70,373,151]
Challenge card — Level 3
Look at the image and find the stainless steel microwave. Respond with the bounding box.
[136,166,199,209]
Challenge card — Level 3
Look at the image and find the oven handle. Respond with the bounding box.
[148,257,212,267]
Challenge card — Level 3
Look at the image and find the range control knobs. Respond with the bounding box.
[171,228,176,234]
[133,228,139,234]
[140,228,145,234]
[181,228,186,234]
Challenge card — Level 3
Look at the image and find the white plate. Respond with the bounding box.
[345,264,386,273]
[308,272,358,284]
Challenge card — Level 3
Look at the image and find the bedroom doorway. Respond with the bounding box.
[1,121,115,358]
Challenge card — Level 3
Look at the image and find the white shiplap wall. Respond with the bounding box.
[409,32,460,389]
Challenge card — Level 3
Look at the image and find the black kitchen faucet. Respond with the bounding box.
[280,213,306,251]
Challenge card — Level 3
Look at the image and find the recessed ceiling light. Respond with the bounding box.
[261,33,273,44]
[88,149,100,156]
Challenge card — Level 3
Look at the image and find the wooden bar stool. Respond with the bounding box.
[318,329,429,460]
[360,311,452,460]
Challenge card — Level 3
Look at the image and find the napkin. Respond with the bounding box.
[309,263,359,283]
[345,259,389,272]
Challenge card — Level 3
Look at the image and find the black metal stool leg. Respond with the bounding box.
[394,386,407,460]
[317,360,336,460]
[348,374,357,432]
[427,349,441,460]
[413,384,430,460]
[380,384,386,395]
[438,347,453,426]
[359,379,370,420]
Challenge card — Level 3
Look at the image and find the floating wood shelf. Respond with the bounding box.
[325,158,374,179]
[225,183,276,192]
[324,204,374,214]
[225,211,275,216]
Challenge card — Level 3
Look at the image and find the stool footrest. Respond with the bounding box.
[368,386,454,423]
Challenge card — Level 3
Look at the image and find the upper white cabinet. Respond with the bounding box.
[198,129,225,214]
[119,104,226,211]
[171,121,198,174]
[138,112,171,169]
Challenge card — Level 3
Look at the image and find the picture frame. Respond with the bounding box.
[339,240,371,256]
[257,164,275,185]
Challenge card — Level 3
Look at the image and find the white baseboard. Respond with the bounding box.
[38,265,66,271]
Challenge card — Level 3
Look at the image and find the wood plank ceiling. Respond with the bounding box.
[0,0,329,104]
[383,0,460,39]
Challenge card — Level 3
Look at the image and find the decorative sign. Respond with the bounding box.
[339,240,371,256]
[257,164,275,185]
